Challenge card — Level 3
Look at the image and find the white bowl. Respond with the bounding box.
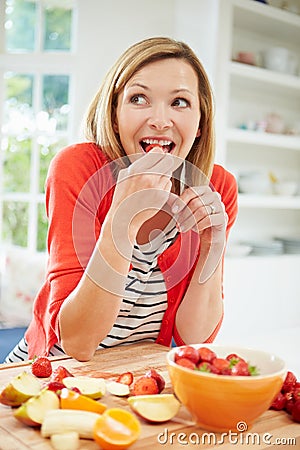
[273,181,298,196]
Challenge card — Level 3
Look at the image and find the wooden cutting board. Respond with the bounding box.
[0,343,299,449]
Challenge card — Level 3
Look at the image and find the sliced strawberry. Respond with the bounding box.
[270,391,286,411]
[131,376,159,396]
[145,369,165,393]
[198,347,216,364]
[116,371,134,386]
[31,356,52,378]
[49,365,74,383]
[282,371,297,393]
[45,381,65,394]
[291,399,300,423]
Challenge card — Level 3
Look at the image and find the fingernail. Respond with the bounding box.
[172,204,179,214]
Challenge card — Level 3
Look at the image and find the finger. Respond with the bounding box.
[129,147,174,175]
[171,185,213,214]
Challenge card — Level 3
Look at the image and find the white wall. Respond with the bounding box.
[71,0,218,141]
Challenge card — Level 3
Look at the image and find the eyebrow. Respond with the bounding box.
[127,82,195,96]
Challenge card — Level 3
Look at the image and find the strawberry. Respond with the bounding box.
[116,371,134,386]
[175,357,196,370]
[198,347,216,363]
[291,399,300,423]
[132,376,159,396]
[145,369,165,393]
[197,362,216,373]
[212,358,231,375]
[282,371,297,393]
[144,144,163,152]
[49,365,74,383]
[174,346,199,365]
[270,391,286,411]
[31,356,52,378]
[231,360,250,376]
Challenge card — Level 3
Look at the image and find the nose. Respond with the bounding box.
[147,103,173,130]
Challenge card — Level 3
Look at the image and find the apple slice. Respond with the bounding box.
[63,376,106,399]
[0,371,42,407]
[128,394,180,423]
[14,388,60,427]
[106,381,130,396]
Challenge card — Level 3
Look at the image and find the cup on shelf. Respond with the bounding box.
[272,180,298,196]
[262,47,299,75]
[238,171,271,195]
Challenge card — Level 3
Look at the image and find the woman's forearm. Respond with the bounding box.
[175,252,223,344]
[58,217,135,361]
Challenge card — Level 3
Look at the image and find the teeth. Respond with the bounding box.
[142,138,172,146]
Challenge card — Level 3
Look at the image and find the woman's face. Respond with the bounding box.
[114,58,201,160]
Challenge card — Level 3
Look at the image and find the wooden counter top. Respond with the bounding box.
[0,343,299,449]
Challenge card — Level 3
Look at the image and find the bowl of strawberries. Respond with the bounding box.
[166,344,286,432]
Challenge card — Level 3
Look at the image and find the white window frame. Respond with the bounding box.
[0,0,78,252]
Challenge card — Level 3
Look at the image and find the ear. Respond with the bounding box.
[113,119,119,134]
[196,128,201,138]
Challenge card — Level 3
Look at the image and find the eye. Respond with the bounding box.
[172,98,190,108]
[130,94,147,105]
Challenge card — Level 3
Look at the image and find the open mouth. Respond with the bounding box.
[140,138,175,153]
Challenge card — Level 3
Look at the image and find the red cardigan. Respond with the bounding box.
[25,143,238,358]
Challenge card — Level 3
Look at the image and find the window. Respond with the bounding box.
[0,0,76,252]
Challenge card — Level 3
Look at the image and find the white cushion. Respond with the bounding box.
[0,246,46,328]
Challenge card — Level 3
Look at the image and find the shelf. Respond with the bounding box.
[227,128,300,150]
[232,0,300,42]
[229,61,300,93]
[238,193,300,209]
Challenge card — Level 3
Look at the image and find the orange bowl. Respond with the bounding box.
[167,344,286,432]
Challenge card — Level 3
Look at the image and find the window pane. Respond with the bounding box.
[37,203,47,252]
[2,136,31,193]
[5,0,37,52]
[43,5,73,51]
[2,201,28,247]
[3,72,34,134]
[42,75,70,131]
[38,137,67,192]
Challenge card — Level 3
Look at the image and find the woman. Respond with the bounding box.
[5,37,238,363]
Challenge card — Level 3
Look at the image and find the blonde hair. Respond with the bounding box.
[84,37,215,179]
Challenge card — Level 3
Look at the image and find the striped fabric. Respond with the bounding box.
[5,220,178,363]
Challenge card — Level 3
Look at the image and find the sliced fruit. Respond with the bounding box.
[62,376,106,399]
[106,381,130,397]
[131,376,159,396]
[145,369,165,393]
[60,387,106,413]
[128,394,180,423]
[41,409,101,439]
[50,432,80,450]
[14,388,59,427]
[49,366,74,383]
[93,408,141,450]
[0,371,42,407]
[116,372,134,386]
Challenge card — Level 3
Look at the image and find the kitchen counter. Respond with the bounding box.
[0,342,299,449]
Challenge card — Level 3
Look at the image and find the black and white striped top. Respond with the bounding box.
[5,220,178,363]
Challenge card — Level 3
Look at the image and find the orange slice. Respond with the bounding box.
[60,388,106,414]
[93,407,141,450]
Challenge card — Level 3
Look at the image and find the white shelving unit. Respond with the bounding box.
[212,0,300,348]
[215,0,300,243]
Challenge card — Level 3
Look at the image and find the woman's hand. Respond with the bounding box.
[170,185,227,283]
[106,147,174,241]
